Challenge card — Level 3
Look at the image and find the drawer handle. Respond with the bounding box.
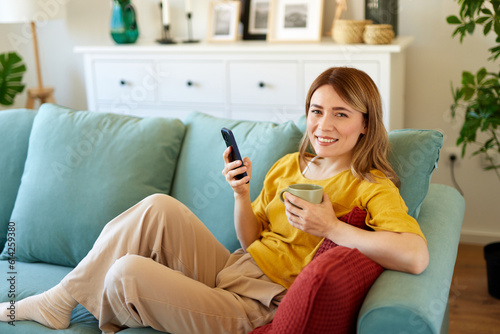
[258,82,266,88]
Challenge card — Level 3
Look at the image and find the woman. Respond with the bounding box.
[0,67,428,333]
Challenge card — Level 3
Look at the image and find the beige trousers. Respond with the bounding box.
[61,194,285,334]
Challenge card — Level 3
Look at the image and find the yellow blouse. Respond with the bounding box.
[247,152,426,289]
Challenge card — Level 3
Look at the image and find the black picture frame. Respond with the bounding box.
[365,0,399,36]
[242,0,270,40]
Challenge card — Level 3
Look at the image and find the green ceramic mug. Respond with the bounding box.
[279,184,323,205]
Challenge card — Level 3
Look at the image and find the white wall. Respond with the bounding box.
[0,0,498,244]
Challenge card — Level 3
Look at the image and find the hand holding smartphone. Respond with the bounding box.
[221,127,249,181]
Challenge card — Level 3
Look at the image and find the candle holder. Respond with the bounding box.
[156,2,176,44]
[157,24,176,44]
[183,12,199,43]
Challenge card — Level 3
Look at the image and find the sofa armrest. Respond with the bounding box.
[357,184,465,334]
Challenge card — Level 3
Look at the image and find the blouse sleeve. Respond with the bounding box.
[251,155,287,230]
[251,188,270,231]
[363,178,427,242]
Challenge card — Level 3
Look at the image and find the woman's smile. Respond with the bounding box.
[315,136,338,145]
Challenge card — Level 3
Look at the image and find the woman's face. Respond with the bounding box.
[307,84,366,163]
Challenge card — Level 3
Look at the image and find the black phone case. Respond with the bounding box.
[221,128,248,180]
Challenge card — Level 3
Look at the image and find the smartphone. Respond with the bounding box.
[221,127,248,181]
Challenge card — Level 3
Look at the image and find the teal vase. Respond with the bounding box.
[110,0,139,44]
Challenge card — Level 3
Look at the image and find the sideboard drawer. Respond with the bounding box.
[229,61,299,106]
[93,60,156,103]
[157,61,226,104]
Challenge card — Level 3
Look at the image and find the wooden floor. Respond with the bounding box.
[448,243,500,333]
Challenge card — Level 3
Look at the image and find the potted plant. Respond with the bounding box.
[0,51,26,107]
[447,0,500,300]
[446,0,500,179]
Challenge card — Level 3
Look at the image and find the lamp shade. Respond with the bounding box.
[0,0,65,24]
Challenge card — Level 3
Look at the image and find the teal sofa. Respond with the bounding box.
[0,104,464,333]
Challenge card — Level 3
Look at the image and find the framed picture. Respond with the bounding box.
[267,0,324,43]
[207,1,242,42]
[242,0,270,40]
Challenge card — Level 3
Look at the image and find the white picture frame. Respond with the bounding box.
[267,0,324,43]
[207,1,242,42]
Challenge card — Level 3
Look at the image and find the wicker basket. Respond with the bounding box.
[332,20,372,44]
[363,24,395,45]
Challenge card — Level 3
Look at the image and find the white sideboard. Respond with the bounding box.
[75,37,413,130]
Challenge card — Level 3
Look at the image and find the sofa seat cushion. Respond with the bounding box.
[0,109,37,247]
[0,104,186,267]
[171,112,304,252]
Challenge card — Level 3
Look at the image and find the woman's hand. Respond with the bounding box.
[222,146,252,196]
[283,192,339,238]
[285,192,429,274]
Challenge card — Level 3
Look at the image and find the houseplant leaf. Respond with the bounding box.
[448,0,500,179]
[447,15,462,24]
[0,51,26,106]
[477,67,488,83]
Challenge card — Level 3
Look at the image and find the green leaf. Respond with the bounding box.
[462,86,475,100]
[481,8,493,15]
[484,138,495,148]
[447,15,462,24]
[488,45,500,60]
[452,25,466,40]
[483,78,500,86]
[484,20,493,34]
[495,17,500,35]
[477,67,488,83]
[466,21,476,34]
[0,52,26,106]
[461,143,468,158]
[476,16,489,24]
[462,71,475,85]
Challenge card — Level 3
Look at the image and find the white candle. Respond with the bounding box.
[162,0,170,25]
[185,0,192,13]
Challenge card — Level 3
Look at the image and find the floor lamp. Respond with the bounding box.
[0,0,65,109]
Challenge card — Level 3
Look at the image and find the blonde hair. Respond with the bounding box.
[299,67,400,188]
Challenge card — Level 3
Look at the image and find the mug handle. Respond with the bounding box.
[279,189,288,203]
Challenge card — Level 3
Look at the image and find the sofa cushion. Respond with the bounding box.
[388,129,443,218]
[171,112,304,252]
[252,246,384,334]
[0,104,185,267]
[250,207,379,334]
[314,207,372,258]
[0,109,37,247]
